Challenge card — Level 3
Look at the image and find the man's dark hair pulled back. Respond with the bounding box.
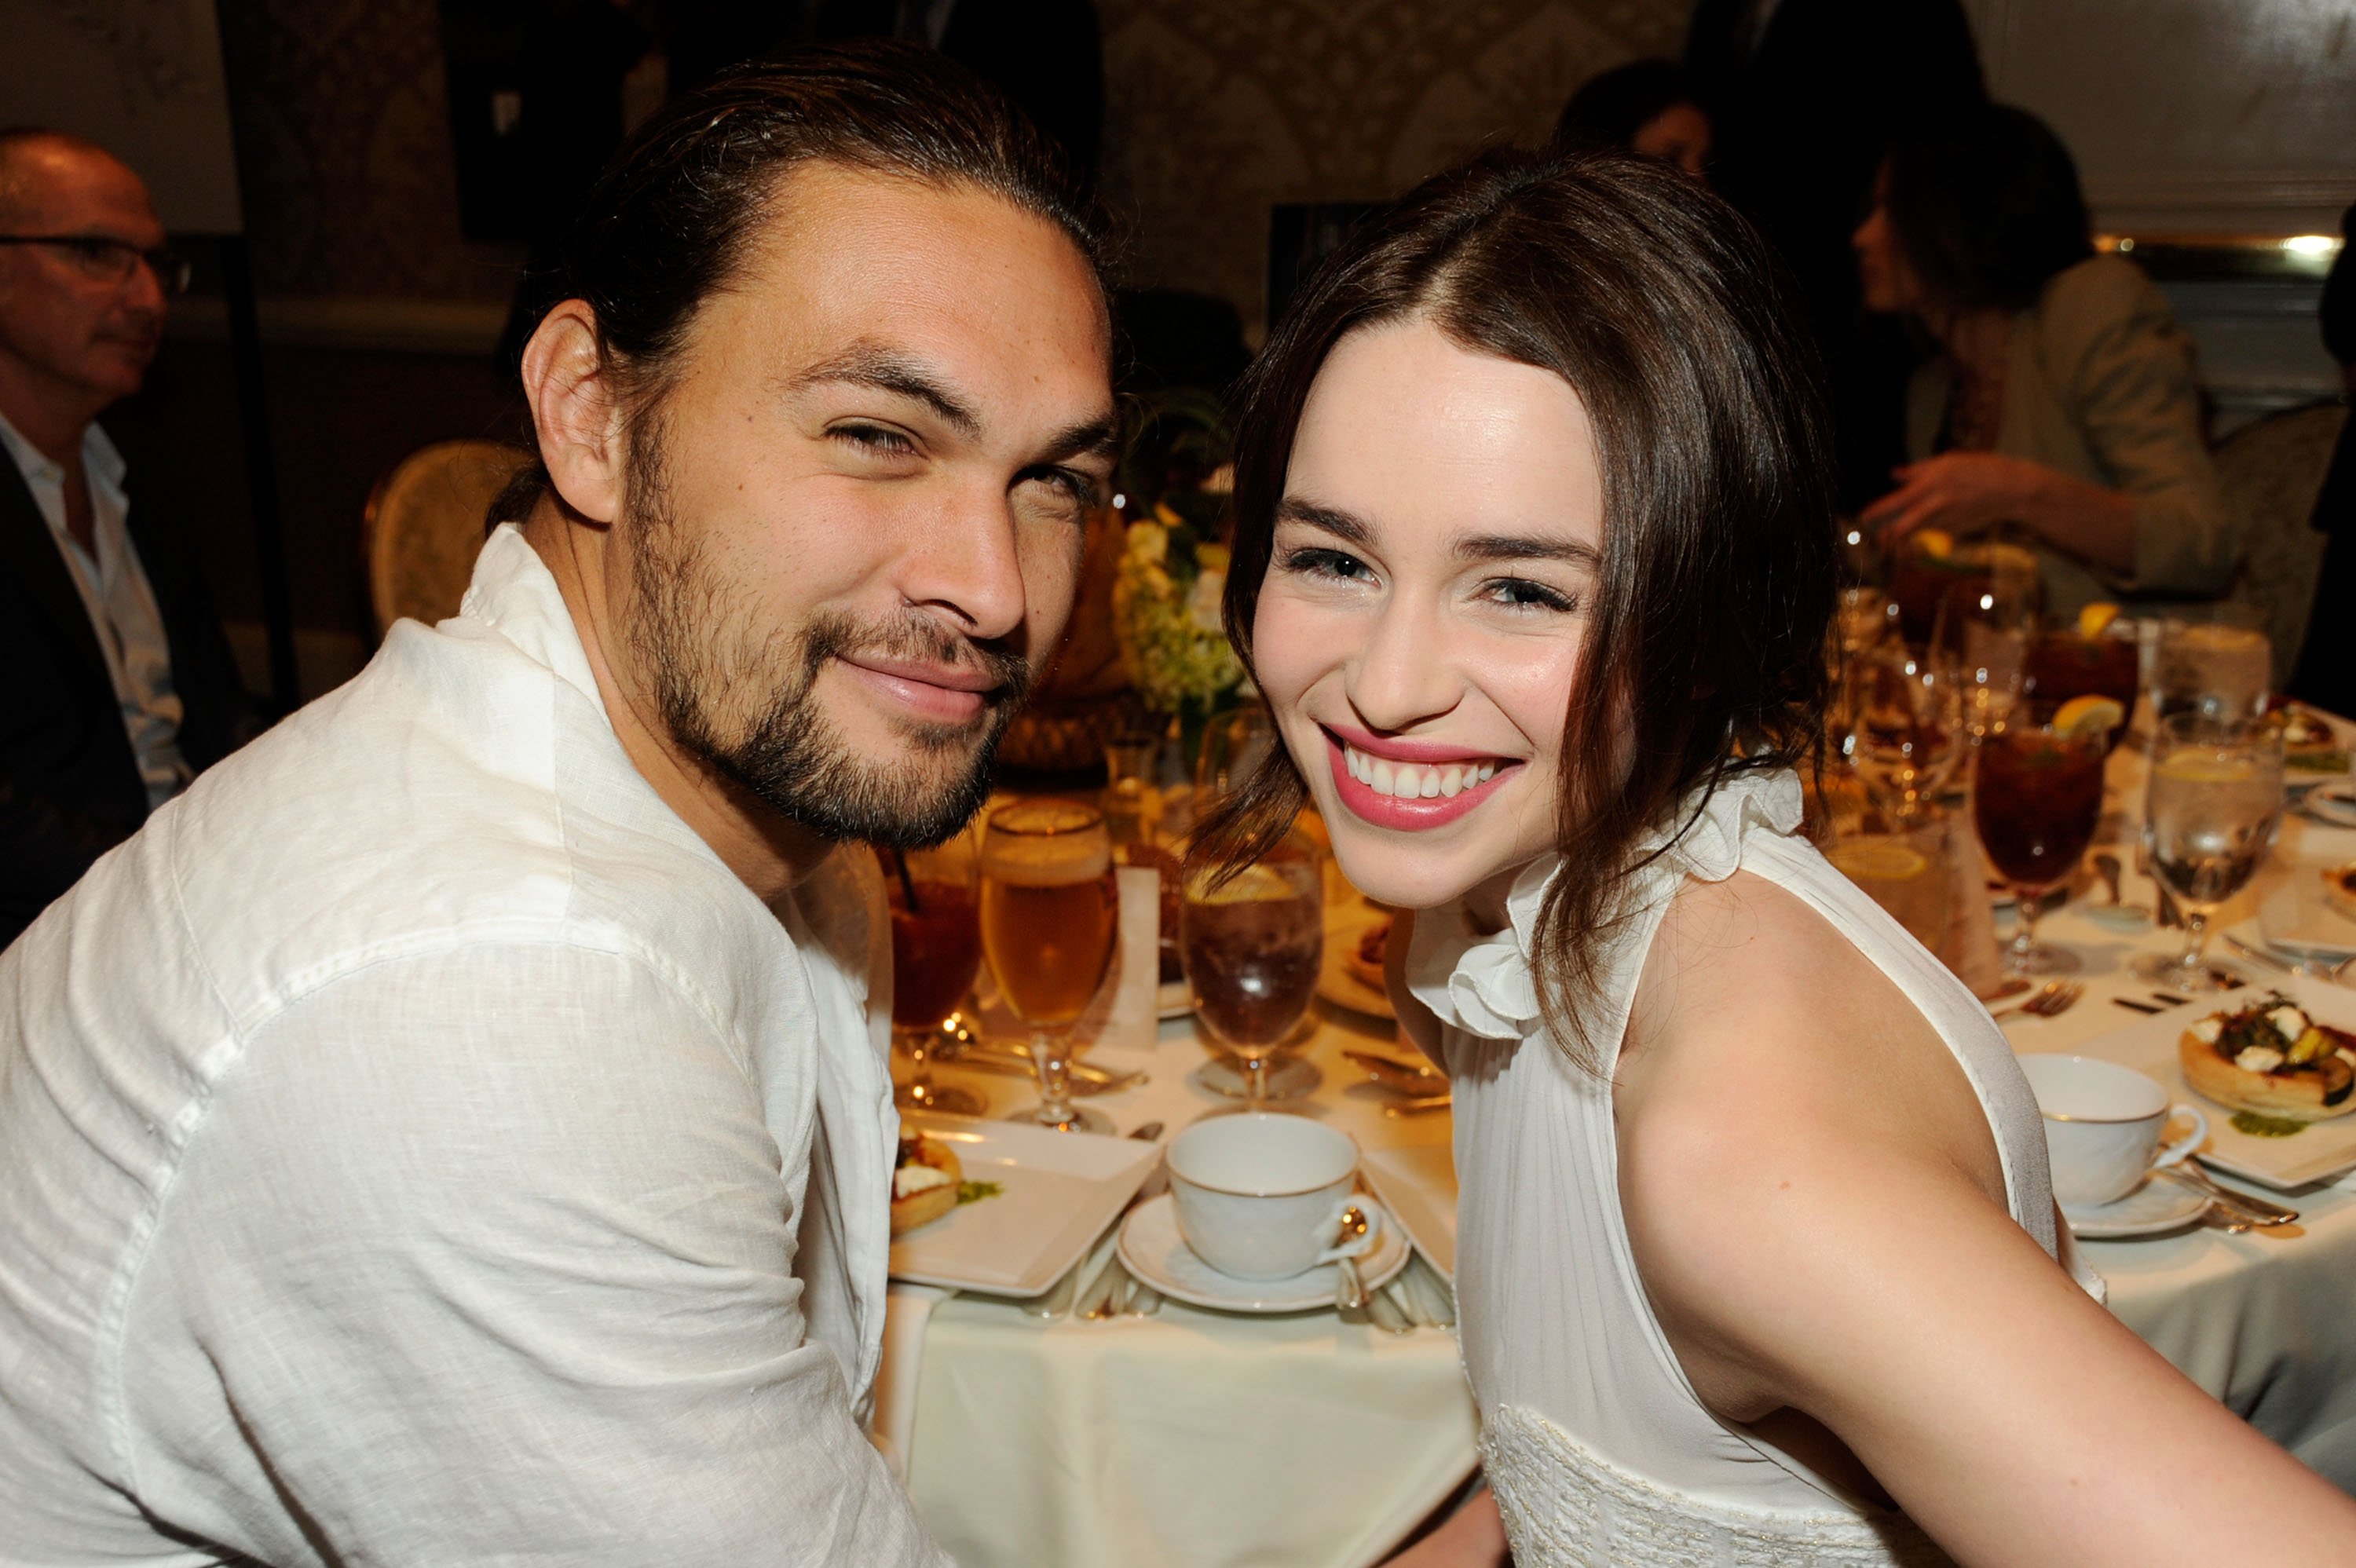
[495,38,1103,525]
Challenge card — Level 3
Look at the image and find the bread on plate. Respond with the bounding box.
[2178,991,2356,1121]
[891,1133,963,1236]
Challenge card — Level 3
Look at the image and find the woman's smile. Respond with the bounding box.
[1321,722,1521,829]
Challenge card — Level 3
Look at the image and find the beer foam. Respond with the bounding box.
[982,832,1111,886]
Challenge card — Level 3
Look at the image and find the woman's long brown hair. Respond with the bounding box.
[1191,148,1837,1073]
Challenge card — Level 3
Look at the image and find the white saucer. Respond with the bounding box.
[1118,1192,1410,1313]
[2061,1176,2209,1239]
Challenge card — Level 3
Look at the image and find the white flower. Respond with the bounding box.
[1187,568,1226,632]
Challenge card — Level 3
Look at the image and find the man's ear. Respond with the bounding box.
[521,300,626,525]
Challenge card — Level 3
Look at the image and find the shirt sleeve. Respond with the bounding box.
[118,940,947,1567]
[2045,260,2239,596]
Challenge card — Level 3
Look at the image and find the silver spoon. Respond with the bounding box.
[1330,1205,1370,1312]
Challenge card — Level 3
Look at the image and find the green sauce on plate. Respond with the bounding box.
[2230,1110,2310,1139]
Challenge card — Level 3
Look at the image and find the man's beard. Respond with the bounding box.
[619,422,1031,850]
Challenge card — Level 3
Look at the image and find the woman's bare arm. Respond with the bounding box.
[1618,872,2356,1566]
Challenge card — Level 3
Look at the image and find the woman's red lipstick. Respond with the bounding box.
[1320,725,1516,830]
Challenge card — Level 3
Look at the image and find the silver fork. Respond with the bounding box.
[1988,980,2083,1022]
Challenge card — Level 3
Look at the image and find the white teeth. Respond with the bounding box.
[1342,744,1501,798]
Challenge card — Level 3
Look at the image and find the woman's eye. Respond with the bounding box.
[1279,546,1373,583]
[831,424,916,456]
[1483,577,1578,613]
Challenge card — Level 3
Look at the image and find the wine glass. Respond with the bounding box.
[1931,568,2036,748]
[1842,641,1963,827]
[1183,839,1324,1110]
[979,800,1120,1134]
[1195,700,1276,804]
[2132,714,2285,994]
[878,837,986,1117]
[1972,717,2105,977]
[2150,605,2272,727]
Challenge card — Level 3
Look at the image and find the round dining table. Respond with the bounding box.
[876,723,2356,1568]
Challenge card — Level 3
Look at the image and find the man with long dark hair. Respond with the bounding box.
[0,44,1113,1562]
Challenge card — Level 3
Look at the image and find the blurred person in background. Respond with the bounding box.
[2288,203,2356,715]
[1687,0,1985,510]
[1856,104,2233,620]
[0,128,254,951]
[1549,59,1711,180]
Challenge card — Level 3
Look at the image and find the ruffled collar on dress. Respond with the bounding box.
[1402,769,1806,1040]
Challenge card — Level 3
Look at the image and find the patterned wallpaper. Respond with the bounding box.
[220,0,1688,320]
[1098,0,1688,326]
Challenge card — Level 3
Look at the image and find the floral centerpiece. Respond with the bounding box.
[1112,488,1246,762]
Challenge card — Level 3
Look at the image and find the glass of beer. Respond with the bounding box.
[876,837,985,1117]
[1183,841,1324,1109]
[979,800,1119,1134]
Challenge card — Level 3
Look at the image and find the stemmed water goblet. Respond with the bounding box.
[1972,714,2107,978]
[878,835,986,1117]
[1183,838,1324,1111]
[1931,568,2036,751]
[979,800,1120,1134]
[2131,713,2285,994]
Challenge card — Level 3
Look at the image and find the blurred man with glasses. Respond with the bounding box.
[0,127,253,949]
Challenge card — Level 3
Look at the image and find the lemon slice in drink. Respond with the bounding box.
[2052,695,2125,742]
[2076,601,2122,638]
[1185,863,1296,905]
[1912,528,1955,559]
[2155,751,2255,785]
[1826,842,1931,883]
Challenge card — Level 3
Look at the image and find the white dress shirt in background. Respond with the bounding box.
[0,410,191,810]
[0,524,944,1566]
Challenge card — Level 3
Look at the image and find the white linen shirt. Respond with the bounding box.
[0,409,191,810]
[0,525,945,1566]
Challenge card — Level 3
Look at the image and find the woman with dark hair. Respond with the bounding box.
[1549,59,1710,180]
[1200,148,2356,1566]
[1856,104,2233,617]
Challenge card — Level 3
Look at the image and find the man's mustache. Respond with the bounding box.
[803,613,1033,711]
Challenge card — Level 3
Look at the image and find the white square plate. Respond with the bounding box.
[1359,1142,1458,1281]
[887,1112,1161,1296]
[2053,977,2356,1190]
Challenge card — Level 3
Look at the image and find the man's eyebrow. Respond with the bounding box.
[783,343,982,439]
[1453,532,1601,570]
[1274,496,1372,546]
[1036,412,1121,465]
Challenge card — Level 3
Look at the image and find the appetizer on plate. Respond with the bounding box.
[1346,915,1392,992]
[2275,704,2351,777]
[2325,863,2356,925]
[2179,991,2356,1123]
[891,1132,963,1236]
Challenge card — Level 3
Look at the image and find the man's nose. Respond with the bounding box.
[1348,594,1462,733]
[898,481,1030,645]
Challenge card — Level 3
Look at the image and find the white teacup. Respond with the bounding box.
[2018,1054,2208,1207]
[1165,1113,1382,1281]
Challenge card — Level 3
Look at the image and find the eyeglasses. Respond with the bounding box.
[0,234,192,296]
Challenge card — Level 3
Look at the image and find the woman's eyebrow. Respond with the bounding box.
[1453,533,1601,570]
[1274,496,1372,546]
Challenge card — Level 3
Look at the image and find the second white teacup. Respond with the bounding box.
[2018,1054,2208,1207]
[1165,1113,1381,1281]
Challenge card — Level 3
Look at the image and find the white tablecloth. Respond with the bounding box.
[896,1006,1475,1568]
[1992,736,2356,1490]
[887,733,2356,1564]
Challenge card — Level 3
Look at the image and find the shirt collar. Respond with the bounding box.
[0,409,124,488]
[1402,769,1807,1040]
[459,523,609,711]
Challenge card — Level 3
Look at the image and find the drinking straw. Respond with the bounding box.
[884,847,924,912]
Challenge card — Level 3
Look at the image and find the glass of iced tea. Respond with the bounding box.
[979,800,1119,1134]
[1183,841,1324,1109]
[1972,719,2106,977]
[2132,714,2285,993]
[877,836,986,1117]
[2026,621,2140,752]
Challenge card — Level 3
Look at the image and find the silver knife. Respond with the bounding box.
[2153,1163,2299,1226]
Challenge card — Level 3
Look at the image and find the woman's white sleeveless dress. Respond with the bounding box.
[1402,769,2104,1566]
